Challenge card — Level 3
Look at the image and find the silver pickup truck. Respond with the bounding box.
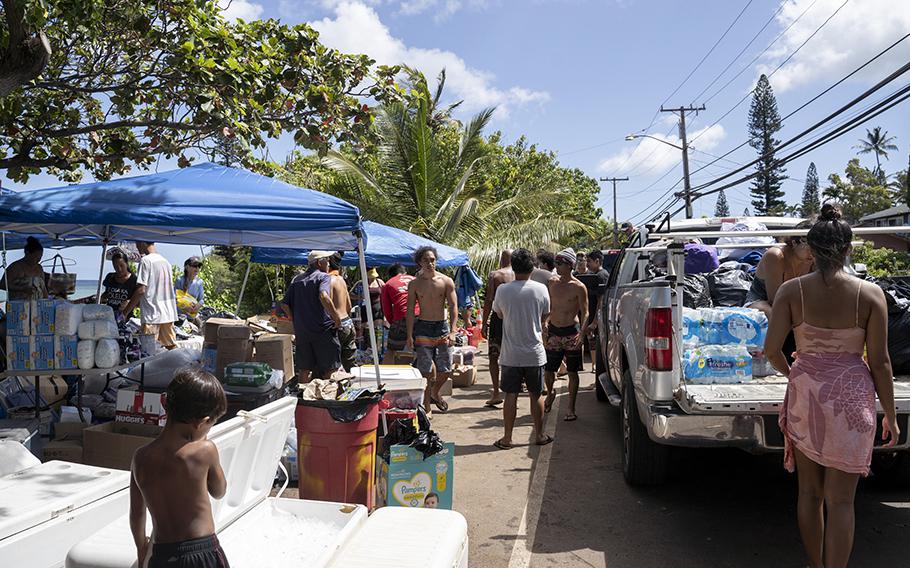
[595,217,910,485]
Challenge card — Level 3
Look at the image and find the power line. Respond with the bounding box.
[690,0,850,146]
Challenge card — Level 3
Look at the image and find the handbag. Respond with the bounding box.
[47,254,77,296]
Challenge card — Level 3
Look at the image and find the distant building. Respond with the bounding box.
[858,205,910,251]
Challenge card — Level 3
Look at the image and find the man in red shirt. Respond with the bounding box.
[381,263,418,362]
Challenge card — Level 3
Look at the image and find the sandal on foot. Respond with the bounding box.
[484,398,504,408]
[563,413,578,422]
[493,439,512,450]
[431,396,449,412]
[535,435,555,446]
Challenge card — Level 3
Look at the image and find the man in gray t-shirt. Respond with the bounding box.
[492,248,553,449]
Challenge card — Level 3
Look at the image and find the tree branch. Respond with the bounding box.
[39,119,209,137]
[0,0,52,97]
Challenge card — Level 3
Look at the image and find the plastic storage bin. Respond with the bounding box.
[350,366,426,410]
[296,401,379,508]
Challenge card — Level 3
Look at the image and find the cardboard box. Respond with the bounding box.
[21,375,68,405]
[214,338,253,380]
[216,321,251,340]
[54,421,89,441]
[55,335,79,370]
[32,298,60,335]
[6,335,32,371]
[203,317,245,344]
[451,365,477,388]
[116,389,167,426]
[83,421,162,470]
[32,334,56,370]
[379,442,454,510]
[254,334,294,383]
[43,440,83,463]
[270,316,294,336]
[5,300,30,335]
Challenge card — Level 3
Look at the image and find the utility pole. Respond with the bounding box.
[660,104,705,219]
[599,176,628,247]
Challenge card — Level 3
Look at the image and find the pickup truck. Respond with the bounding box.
[596,217,910,485]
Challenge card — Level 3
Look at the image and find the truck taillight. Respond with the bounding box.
[645,307,673,371]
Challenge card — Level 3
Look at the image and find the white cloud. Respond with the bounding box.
[758,0,910,92]
[309,2,550,117]
[597,124,726,175]
[218,0,264,21]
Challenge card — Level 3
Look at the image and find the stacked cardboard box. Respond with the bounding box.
[254,334,294,383]
[202,318,253,380]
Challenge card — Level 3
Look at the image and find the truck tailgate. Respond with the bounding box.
[678,376,910,414]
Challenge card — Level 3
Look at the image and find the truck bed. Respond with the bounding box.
[678,376,910,414]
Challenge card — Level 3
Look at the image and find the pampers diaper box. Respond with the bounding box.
[379,442,454,510]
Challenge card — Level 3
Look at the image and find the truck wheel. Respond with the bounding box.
[621,370,669,486]
[594,340,607,402]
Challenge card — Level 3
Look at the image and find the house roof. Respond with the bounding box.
[859,204,910,223]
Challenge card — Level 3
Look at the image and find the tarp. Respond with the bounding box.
[251,221,469,268]
[0,163,364,250]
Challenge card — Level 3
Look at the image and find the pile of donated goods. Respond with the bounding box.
[682,307,773,384]
[5,300,127,372]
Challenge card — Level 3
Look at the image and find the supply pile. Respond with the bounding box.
[682,307,771,384]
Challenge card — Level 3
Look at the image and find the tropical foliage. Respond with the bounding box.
[822,159,892,224]
[0,0,400,182]
[748,74,787,215]
[800,162,820,217]
[855,126,898,184]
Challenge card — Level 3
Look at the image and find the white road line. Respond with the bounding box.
[507,393,561,568]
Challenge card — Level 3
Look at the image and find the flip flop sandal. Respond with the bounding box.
[535,435,555,446]
[564,414,578,422]
[484,400,503,408]
[493,439,512,450]
[431,396,449,412]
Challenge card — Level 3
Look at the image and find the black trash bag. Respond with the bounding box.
[416,405,432,432]
[682,274,712,309]
[411,429,444,459]
[887,306,910,374]
[296,393,383,423]
[707,267,754,307]
[380,417,420,462]
[872,277,910,306]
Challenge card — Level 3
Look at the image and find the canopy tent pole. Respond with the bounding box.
[1,232,7,292]
[356,233,381,389]
[236,261,252,315]
[94,227,110,304]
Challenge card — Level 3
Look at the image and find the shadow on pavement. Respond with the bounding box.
[529,389,910,568]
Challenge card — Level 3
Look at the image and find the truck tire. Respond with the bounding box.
[594,340,607,402]
[621,370,669,486]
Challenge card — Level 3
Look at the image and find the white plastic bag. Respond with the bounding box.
[77,339,96,369]
[715,221,775,261]
[94,338,120,368]
[126,348,202,389]
[55,302,84,336]
[78,321,96,340]
[82,304,115,322]
[93,320,119,340]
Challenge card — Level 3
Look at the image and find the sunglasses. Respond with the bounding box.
[187,262,203,268]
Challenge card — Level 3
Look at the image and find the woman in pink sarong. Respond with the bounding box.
[766,204,899,568]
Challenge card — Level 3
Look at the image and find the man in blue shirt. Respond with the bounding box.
[280,251,341,382]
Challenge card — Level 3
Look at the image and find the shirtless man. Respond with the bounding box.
[130,369,229,568]
[406,246,458,414]
[328,253,356,371]
[482,250,514,408]
[543,248,588,422]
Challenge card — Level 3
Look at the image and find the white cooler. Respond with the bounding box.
[66,396,469,567]
[351,365,426,409]
[0,456,130,568]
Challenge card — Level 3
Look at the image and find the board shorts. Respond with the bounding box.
[413,320,453,375]
[149,534,230,568]
[487,313,504,358]
[501,365,544,395]
[545,323,583,373]
[387,319,408,351]
[141,321,176,348]
[295,329,341,377]
[338,317,356,372]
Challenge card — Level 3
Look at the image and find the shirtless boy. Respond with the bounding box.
[482,250,514,408]
[130,369,229,568]
[406,246,458,414]
[543,248,588,422]
[328,253,356,371]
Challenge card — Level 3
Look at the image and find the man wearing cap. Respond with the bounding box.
[280,251,341,382]
[543,247,588,422]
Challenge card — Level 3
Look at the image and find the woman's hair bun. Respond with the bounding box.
[819,203,842,222]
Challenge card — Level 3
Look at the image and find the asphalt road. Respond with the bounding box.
[431,346,910,568]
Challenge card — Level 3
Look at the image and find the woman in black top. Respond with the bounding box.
[101,249,139,316]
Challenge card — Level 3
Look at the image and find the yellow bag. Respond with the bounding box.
[176,289,199,316]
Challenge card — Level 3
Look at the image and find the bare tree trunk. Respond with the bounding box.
[0,0,51,97]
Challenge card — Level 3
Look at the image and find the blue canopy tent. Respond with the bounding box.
[0,163,384,376]
[250,221,469,268]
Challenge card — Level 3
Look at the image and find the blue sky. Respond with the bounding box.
[7,0,910,279]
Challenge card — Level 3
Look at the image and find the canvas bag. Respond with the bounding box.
[47,254,76,295]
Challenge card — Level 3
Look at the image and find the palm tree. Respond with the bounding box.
[320,70,590,274]
[855,126,898,183]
